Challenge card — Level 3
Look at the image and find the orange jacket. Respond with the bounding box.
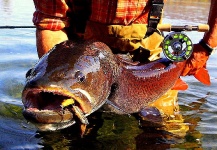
[33,0,151,31]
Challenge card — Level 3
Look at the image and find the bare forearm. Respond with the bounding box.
[203,0,217,48]
[36,29,68,58]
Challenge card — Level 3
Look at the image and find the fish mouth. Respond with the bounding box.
[22,88,93,131]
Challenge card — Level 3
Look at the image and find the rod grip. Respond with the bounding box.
[157,24,171,32]
[157,24,210,32]
[197,24,209,32]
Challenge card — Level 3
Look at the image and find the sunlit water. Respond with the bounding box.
[0,0,216,149]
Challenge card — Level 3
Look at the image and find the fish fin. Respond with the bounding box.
[80,124,87,138]
[116,54,140,65]
[194,68,211,86]
[139,107,163,127]
[172,78,188,90]
[72,105,89,125]
[106,100,131,116]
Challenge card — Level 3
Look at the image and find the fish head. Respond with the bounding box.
[22,40,114,131]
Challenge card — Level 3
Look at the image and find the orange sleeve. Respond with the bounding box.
[33,0,71,30]
[203,0,217,48]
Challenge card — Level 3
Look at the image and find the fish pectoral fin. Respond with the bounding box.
[194,67,211,86]
[72,105,89,137]
[171,78,188,90]
[116,54,140,65]
[106,100,131,116]
[72,105,89,125]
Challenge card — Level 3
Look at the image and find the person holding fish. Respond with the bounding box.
[30,0,217,135]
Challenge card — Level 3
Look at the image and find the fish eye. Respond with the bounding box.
[75,71,86,82]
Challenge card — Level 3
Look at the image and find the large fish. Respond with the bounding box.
[22,40,210,132]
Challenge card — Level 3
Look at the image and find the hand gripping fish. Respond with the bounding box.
[22,40,210,134]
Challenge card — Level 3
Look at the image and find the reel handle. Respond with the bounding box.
[157,24,209,32]
[162,32,193,62]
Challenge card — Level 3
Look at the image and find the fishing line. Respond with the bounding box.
[0,26,35,35]
[0,26,35,29]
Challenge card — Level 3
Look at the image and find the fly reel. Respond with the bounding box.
[159,24,209,62]
[162,32,193,62]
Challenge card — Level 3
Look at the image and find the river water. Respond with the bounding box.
[0,0,216,149]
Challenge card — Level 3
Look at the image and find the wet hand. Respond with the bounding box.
[181,43,209,76]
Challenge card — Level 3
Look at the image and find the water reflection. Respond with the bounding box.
[33,104,202,150]
[0,102,41,149]
[0,100,207,149]
[34,113,179,150]
[0,0,217,149]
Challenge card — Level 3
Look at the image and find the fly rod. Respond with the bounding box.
[0,26,35,29]
[0,24,209,31]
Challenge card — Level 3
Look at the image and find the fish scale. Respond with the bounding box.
[22,40,209,132]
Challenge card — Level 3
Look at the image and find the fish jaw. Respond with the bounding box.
[22,87,95,131]
[23,108,76,131]
[22,40,116,131]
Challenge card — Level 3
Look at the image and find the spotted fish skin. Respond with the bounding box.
[107,57,185,114]
[22,40,185,130]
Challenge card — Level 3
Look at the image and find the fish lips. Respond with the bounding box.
[22,108,76,131]
[22,87,93,131]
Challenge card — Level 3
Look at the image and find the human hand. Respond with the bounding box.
[181,43,210,85]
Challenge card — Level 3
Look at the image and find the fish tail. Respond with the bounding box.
[172,78,188,90]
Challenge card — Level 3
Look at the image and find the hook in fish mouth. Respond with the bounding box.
[22,88,92,131]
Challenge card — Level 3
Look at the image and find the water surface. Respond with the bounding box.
[0,0,216,149]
